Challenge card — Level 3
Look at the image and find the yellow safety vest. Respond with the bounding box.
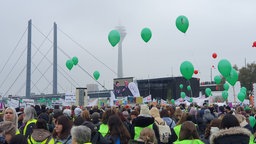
[28,136,54,144]
[250,135,255,144]
[23,119,37,136]
[173,124,181,142]
[174,139,204,144]
[15,129,20,135]
[134,124,153,140]
[98,124,109,137]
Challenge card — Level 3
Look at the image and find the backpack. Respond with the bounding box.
[91,131,112,144]
[155,120,171,143]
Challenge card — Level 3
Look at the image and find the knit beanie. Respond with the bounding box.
[139,105,150,117]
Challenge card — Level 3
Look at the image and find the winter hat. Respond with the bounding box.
[91,112,100,120]
[74,107,82,117]
[38,113,49,123]
[210,127,220,135]
[139,105,150,117]
[53,109,63,119]
[122,111,129,118]
[149,107,160,118]
[189,107,197,115]
[63,109,72,117]
[204,109,211,114]
[0,121,16,136]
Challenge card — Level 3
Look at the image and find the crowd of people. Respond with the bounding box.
[0,102,255,144]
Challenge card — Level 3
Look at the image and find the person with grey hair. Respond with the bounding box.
[19,107,37,138]
[3,107,19,134]
[71,125,91,144]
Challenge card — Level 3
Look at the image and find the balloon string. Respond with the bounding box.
[187,80,193,97]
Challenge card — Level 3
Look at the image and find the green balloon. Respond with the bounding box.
[72,56,79,65]
[226,68,238,86]
[238,92,245,102]
[218,59,232,77]
[187,85,191,91]
[241,87,247,94]
[222,91,228,100]
[189,97,193,102]
[141,28,152,43]
[180,61,194,80]
[171,99,175,104]
[223,83,230,91]
[66,60,74,70]
[180,92,186,99]
[179,84,183,89]
[93,70,100,80]
[108,30,120,47]
[249,116,256,127]
[214,75,222,84]
[205,88,212,97]
[176,15,189,33]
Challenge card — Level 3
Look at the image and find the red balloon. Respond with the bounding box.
[212,53,217,59]
[252,41,256,47]
[194,70,198,74]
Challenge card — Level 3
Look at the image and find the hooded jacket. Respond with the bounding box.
[131,116,159,140]
[210,127,251,144]
[28,129,54,144]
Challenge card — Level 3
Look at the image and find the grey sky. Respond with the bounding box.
[0,0,256,96]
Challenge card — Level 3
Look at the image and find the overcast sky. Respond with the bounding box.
[0,0,256,96]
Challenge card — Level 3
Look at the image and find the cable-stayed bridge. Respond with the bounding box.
[0,20,125,101]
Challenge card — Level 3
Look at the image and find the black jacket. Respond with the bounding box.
[131,116,159,140]
[210,127,251,144]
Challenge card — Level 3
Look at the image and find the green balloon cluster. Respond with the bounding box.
[223,83,230,91]
[238,92,246,102]
[222,91,228,100]
[72,56,79,65]
[179,84,183,89]
[66,60,74,70]
[180,92,186,99]
[226,68,238,86]
[93,70,100,80]
[180,61,194,80]
[217,59,238,86]
[66,56,79,70]
[205,88,212,97]
[237,87,247,102]
[240,87,247,94]
[141,28,152,43]
[108,30,120,47]
[189,97,193,102]
[214,75,222,84]
[249,116,256,127]
[171,99,175,105]
[176,15,189,33]
[218,59,232,78]
[187,85,191,91]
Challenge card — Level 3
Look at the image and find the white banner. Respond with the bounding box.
[143,95,151,103]
[22,99,35,106]
[65,92,76,103]
[161,99,167,104]
[7,99,19,108]
[128,82,140,97]
[88,99,98,107]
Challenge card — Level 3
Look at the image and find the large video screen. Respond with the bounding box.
[113,77,140,97]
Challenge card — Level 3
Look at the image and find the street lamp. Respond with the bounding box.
[210,65,216,82]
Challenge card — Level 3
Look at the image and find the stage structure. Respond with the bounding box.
[136,77,200,101]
